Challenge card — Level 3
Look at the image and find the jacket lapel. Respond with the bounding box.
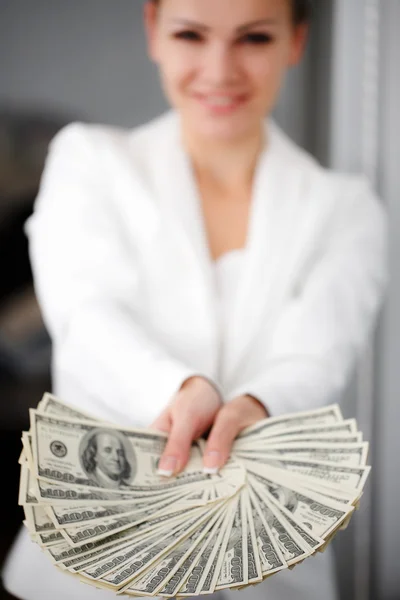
[148,112,219,343]
[221,123,331,389]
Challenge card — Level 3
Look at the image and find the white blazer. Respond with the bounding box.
[25,110,387,427]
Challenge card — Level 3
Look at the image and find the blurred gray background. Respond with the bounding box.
[0,1,398,599]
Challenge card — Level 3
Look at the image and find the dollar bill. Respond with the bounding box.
[248,485,314,566]
[238,405,343,440]
[31,410,222,495]
[235,442,369,467]
[234,433,362,449]
[214,491,248,590]
[248,468,353,539]
[157,512,227,597]
[97,506,215,590]
[24,505,56,534]
[47,489,188,529]
[122,504,225,596]
[242,454,370,492]
[176,511,228,596]
[48,506,196,566]
[38,393,100,422]
[242,489,263,584]
[235,420,357,447]
[60,494,206,546]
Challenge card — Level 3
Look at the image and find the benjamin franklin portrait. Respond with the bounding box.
[81,429,135,489]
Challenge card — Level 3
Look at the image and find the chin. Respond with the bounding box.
[190,114,260,144]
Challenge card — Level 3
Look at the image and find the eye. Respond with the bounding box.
[174,30,203,42]
[241,32,274,45]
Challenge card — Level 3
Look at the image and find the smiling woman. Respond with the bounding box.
[2,0,387,599]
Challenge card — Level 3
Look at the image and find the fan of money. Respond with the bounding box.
[19,394,369,596]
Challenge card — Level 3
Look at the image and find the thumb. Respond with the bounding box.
[157,418,197,477]
[203,407,241,474]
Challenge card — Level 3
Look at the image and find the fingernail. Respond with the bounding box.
[157,456,177,477]
[203,451,221,474]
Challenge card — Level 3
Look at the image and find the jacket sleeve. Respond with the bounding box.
[26,123,215,427]
[227,176,388,417]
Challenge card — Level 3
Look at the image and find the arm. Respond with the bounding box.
[26,123,217,426]
[226,177,388,416]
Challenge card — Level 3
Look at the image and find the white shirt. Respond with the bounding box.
[214,248,248,384]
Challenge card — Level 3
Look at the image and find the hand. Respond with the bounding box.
[202,395,268,473]
[150,376,222,476]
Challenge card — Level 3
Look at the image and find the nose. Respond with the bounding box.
[110,448,119,461]
[201,41,239,87]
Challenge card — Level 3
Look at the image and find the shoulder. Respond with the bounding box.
[270,120,386,225]
[47,111,177,165]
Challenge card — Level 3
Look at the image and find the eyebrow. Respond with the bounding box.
[170,18,279,32]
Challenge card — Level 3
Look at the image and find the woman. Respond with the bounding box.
[3,0,387,599]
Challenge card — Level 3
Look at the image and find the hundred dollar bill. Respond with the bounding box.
[235,420,357,447]
[214,491,248,590]
[21,432,165,506]
[34,529,65,545]
[242,490,263,585]
[248,485,314,566]
[33,474,192,506]
[60,491,205,546]
[235,434,363,449]
[75,508,213,582]
[30,411,221,494]
[97,506,216,590]
[176,510,228,596]
[235,442,369,467]
[238,405,343,440]
[152,515,227,597]
[18,464,38,506]
[47,488,188,529]
[66,536,145,575]
[38,393,100,422]
[79,524,174,582]
[198,498,239,594]
[160,511,227,597]
[72,502,224,579]
[264,457,369,492]
[248,468,353,539]
[49,506,196,566]
[122,504,225,596]
[24,505,56,534]
[300,480,358,505]
[62,517,175,573]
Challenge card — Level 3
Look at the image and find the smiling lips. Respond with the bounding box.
[194,92,249,114]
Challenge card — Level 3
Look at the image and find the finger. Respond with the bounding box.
[203,407,241,474]
[150,409,172,434]
[157,418,197,477]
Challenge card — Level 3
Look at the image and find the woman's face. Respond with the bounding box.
[144,0,308,143]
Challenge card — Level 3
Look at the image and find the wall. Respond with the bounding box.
[373,2,400,598]
[0,0,165,127]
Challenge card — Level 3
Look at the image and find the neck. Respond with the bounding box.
[180,121,267,193]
